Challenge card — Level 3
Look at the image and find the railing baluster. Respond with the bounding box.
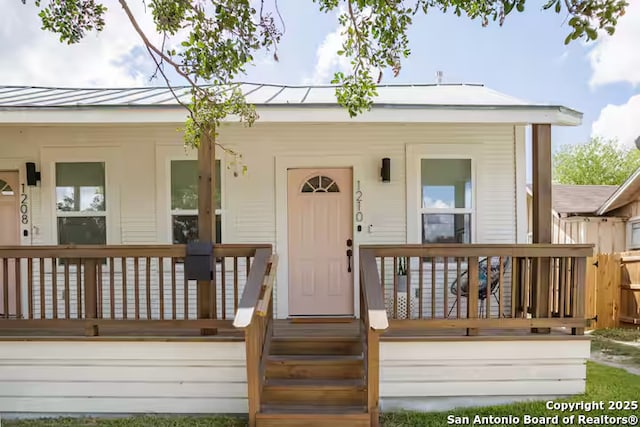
[418,255,424,319]
[443,257,448,320]
[524,257,531,317]
[63,260,69,319]
[27,258,33,319]
[559,257,566,318]
[406,256,411,320]
[380,256,386,307]
[184,263,189,319]
[212,255,218,320]
[572,257,586,335]
[486,256,491,319]
[159,257,164,320]
[431,257,436,319]
[146,257,151,320]
[97,261,103,319]
[109,257,115,319]
[52,259,58,319]
[221,256,227,320]
[498,256,503,318]
[134,257,140,320]
[511,257,518,318]
[467,257,479,336]
[456,258,461,319]
[171,258,177,320]
[15,258,22,319]
[122,257,128,320]
[393,257,398,319]
[39,258,45,319]
[233,256,239,312]
[76,259,82,318]
[2,258,8,318]
[84,259,98,336]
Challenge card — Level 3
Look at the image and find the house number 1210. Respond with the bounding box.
[355,180,363,222]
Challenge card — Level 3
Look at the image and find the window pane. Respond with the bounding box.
[172,215,221,244]
[58,217,106,245]
[56,162,105,212]
[171,160,221,210]
[421,159,471,209]
[422,214,471,244]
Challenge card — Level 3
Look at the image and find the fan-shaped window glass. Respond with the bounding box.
[0,179,14,196]
[301,175,340,193]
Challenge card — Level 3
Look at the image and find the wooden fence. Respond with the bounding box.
[586,252,640,328]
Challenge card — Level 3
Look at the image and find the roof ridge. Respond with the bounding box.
[0,82,486,91]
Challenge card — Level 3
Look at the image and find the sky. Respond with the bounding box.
[1,0,639,158]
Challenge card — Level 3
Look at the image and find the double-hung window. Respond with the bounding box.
[55,162,107,245]
[170,160,221,244]
[420,158,472,244]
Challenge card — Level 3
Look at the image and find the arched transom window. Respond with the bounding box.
[0,179,15,196]
[301,175,340,193]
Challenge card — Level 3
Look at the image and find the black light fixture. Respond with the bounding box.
[381,158,391,182]
[25,162,41,186]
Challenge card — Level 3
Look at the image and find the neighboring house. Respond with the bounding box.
[527,168,640,254]
[0,83,592,424]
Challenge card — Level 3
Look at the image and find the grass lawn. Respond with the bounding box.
[4,362,639,427]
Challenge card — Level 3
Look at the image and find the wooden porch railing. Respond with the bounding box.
[360,244,593,336]
[233,248,277,427]
[359,248,389,427]
[0,244,270,335]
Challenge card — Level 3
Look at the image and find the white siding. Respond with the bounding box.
[0,341,247,414]
[380,339,589,409]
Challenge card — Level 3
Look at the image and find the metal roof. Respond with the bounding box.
[0,82,561,109]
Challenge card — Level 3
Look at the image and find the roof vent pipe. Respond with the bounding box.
[436,71,443,85]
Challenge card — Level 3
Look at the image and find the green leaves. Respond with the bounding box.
[33,0,106,44]
[553,138,640,185]
[23,0,629,145]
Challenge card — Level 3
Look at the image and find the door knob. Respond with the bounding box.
[346,249,353,273]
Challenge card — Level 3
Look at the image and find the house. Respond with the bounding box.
[526,167,640,254]
[0,83,592,426]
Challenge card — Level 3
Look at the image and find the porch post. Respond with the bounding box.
[531,124,551,333]
[197,127,217,323]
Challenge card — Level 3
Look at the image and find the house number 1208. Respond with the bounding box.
[20,184,29,225]
[355,180,363,222]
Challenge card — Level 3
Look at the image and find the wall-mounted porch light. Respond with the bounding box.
[381,158,391,182]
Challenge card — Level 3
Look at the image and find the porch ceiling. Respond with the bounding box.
[0,83,582,126]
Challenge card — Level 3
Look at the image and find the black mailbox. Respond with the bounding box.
[185,241,213,280]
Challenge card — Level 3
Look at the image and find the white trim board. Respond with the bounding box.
[274,155,364,319]
[0,106,581,126]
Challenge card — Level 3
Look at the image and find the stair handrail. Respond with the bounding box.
[360,249,389,331]
[233,247,273,328]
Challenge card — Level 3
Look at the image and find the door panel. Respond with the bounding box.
[0,171,19,318]
[288,168,353,316]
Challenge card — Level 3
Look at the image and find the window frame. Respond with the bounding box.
[54,161,108,246]
[168,158,223,244]
[417,155,476,245]
[628,216,640,250]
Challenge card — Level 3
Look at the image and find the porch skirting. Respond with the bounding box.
[0,338,589,416]
[380,340,590,412]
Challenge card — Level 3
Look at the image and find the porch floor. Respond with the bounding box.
[0,319,588,341]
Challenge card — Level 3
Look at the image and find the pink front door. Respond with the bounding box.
[288,168,353,316]
[0,171,20,318]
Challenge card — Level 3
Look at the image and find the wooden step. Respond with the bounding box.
[257,405,369,427]
[269,337,362,356]
[265,354,364,380]
[256,411,371,427]
[262,379,366,406]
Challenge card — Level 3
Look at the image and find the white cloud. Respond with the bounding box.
[0,1,164,87]
[592,94,640,148]
[302,7,350,85]
[588,1,640,87]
